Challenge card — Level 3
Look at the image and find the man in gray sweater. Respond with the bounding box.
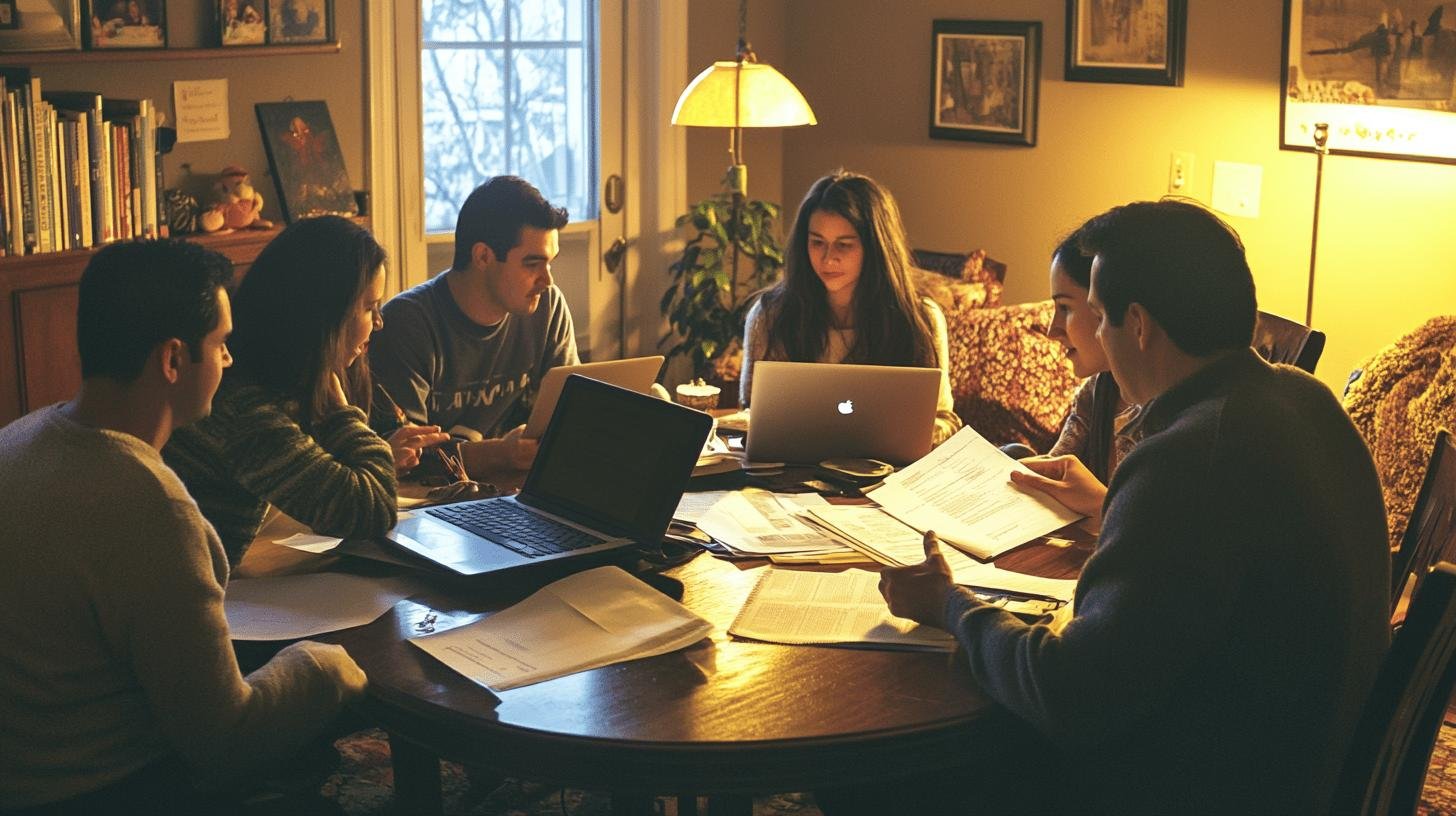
[0,240,366,813]
[370,175,579,474]
[878,200,1390,814]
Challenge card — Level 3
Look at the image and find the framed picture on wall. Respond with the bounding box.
[268,0,329,44]
[930,19,1041,146]
[86,0,165,49]
[218,0,266,46]
[256,100,358,223]
[0,0,82,51]
[1065,0,1186,86]
[1281,0,1456,165]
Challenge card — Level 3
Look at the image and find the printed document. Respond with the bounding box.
[409,566,712,691]
[866,426,1082,559]
[730,568,955,650]
[806,505,1077,602]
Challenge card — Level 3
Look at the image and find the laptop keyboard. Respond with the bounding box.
[425,501,604,558]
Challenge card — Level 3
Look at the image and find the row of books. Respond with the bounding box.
[0,68,163,258]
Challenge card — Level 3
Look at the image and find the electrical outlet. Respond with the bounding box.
[1168,151,1195,194]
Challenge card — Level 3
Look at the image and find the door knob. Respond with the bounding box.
[604,237,627,274]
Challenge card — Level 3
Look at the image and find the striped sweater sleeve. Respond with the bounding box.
[222,395,398,543]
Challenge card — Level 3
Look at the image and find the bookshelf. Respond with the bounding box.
[1,44,341,65]
[0,218,365,426]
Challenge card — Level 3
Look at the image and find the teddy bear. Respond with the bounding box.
[199,165,273,233]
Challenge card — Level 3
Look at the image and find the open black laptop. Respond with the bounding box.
[387,374,713,576]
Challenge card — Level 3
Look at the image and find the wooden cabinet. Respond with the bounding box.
[0,227,286,426]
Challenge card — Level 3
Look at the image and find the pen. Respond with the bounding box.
[374,382,409,428]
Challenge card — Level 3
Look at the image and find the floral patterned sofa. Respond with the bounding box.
[912,249,1080,452]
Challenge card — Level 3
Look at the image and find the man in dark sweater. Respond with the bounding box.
[370,175,579,473]
[879,200,1390,813]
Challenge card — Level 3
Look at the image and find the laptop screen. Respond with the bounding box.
[521,375,712,541]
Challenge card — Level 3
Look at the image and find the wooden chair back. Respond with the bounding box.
[1333,561,1456,816]
[1390,430,1456,612]
[1254,310,1326,374]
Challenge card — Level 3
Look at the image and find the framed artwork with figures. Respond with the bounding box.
[1282,0,1456,164]
[86,0,165,49]
[930,19,1041,146]
[268,0,328,44]
[218,0,265,46]
[1065,0,1186,86]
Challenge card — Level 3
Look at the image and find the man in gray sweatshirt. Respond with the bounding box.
[0,239,366,813]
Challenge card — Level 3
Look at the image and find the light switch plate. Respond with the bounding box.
[1211,161,1262,218]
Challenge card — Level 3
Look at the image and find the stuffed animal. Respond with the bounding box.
[199,165,273,233]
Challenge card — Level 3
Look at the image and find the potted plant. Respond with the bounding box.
[659,174,786,393]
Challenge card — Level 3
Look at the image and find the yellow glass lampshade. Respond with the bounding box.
[671,60,817,128]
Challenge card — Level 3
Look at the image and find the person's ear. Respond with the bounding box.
[157,338,186,384]
[1125,303,1154,352]
[472,241,495,269]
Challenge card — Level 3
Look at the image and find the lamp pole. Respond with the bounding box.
[1306,122,1329,328]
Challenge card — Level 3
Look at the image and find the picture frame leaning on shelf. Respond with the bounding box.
[0,0,82,51]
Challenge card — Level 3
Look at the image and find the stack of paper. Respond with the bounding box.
[409,566,712,691]
[729,568,955,651]
[806,505,1077,603]
[866,426,1083,560]
[225,573,416,641]
[682,489,871,564]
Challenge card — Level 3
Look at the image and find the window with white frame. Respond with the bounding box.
[419,0,598,234]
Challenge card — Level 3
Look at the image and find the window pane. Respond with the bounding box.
[510,47,589,221]
[421,48,506,233]
[421,0,596,234]
[422,0,505,43]
[510,0,581,41]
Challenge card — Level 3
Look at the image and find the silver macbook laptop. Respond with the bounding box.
[388,374,712,576]
[746,361,940,466]
[523,355,664,438]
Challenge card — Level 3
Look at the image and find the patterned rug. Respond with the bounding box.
[262,721,1456,815]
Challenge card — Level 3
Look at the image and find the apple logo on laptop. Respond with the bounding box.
[837,399,854,415]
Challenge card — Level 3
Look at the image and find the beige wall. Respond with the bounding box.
[776,0,1456,393]
[30,1,367,227]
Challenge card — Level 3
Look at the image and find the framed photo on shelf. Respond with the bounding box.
[268,0,329,44]
[256,100,358,223]
[0,0,82,51]
[930,19,1041,146]
[1065,0,1186,86]
[219,0,266,46]
[86,0,165,49]
[1281,0,1456,165]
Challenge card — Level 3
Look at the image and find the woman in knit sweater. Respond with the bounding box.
[739,170,961,444]
[165,216,447,564]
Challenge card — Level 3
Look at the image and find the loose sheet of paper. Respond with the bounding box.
[806,505,1077,601]
[408,566,712,691]
[866,426,1082,559]
[273,532,342,554]
[225,573,415,640]
[692,490,848,555]
[729,568,954,651]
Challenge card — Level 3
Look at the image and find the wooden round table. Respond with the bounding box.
[319,536,1089,814]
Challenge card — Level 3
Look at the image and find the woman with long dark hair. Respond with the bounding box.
[740,170,961,444]
[1041,227,1142,484]
[165,216,446,564]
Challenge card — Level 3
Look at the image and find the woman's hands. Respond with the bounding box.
[387,423,451,473]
